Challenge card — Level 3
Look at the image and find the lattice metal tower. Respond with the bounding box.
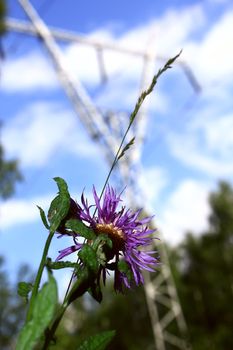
[5,1,200,348]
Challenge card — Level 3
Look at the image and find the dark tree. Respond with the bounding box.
[0,0,5,35]
[171,181,233,350]
[53,182,233,349]
[54,284,154,350]
[0,256,33,350]
[0,143,22,199]
[0,0,22,198]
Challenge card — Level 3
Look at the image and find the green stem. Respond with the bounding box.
[97,120,133,204]
[42,269,91,349]
[41,302,68,350]
[61,51,182,307]
[95,52,182,205]
[62,122,133,300]
[26,230,55,322]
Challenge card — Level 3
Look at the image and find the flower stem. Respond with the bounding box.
[26,230,55,322]
[97,119,133,204]
[95,51,182,204]
[42,270,91,349]
[41,302,68,350]
[61,51,181,308]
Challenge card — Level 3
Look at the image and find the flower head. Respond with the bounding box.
[57,185,158,292]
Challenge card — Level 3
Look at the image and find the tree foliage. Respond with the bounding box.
[0,0,21,199]
[1,181,233,349]
[0,257,33,350]
[171,181,233,350]
[0,143,22,199]
[0,0,6,36]
[57,181,233,349]
[55,285,154,350]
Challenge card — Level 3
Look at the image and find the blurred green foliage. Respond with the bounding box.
[0,0,6,35]
[54,284,154,350]
[0,0,22,199]
[0,143,22,199]
[0,257,33,350]
[171,181,233,350]
[1,181,233,349]
[55,181,233,350]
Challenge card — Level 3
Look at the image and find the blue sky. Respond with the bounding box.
[1,0,233,288]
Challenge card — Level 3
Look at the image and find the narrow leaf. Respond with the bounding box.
[17,282,33,302]
[46,260,79,270]
[78,244,99,274]
[48,177,70,233]
[54,176,69,195]
[66,218,95,240]
[118,260,133,282]
[16,275,58,350]
[66,267,90,304]
[33,274,57,321]
[77,330,116,350]
[117,260,129,274]
[92,234,113,266]
[117,137,135,161]
[92,234,113,251]
[88,282,103,303]
[37,205,50,229]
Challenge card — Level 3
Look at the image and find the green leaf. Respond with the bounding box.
[47,195,60,220]
[54,176,69,195]
[46,259,79,270]
[48,177,70,233]
[77,330,116,350]
[66,267,90,305]
[117,260,129,273]
[33,274,57,320]
[88,282,103,303]
[17,282,33,302]
[78,244,99,274]
[118,260,133,282]
[66,218,95,240]
[92,234,113,251]
[117,137,135,161]
[92,234,113,265]
[37,205,50,229]
[16,275,58,350]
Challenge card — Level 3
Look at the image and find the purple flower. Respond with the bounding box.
[57,185,158,292]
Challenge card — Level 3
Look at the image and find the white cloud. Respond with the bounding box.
[161,8,233,178]
[79,4,205,85]
[194,112,233,157]
[112,5,205,56]
[183,10,233,84]
[0,194,52,229]
[0,187,98,231]
[63,44,101,85]
[2,101,100,168]
[167,111,233,177]
[94,72,169,114]
[207,0,230,3]
[137,166,168,210]
[1,4,205,93]
[1,51,58,91]
[158,180,211,245]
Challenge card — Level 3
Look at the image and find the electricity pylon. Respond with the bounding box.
[6,1,199,348]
